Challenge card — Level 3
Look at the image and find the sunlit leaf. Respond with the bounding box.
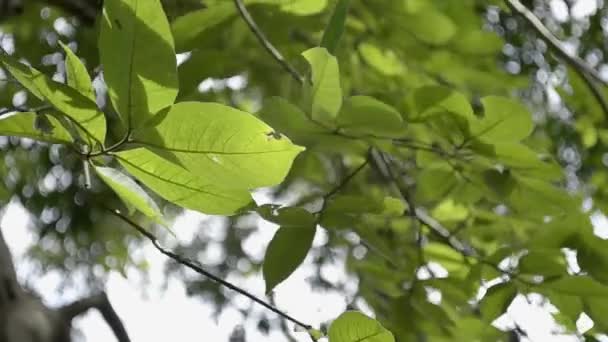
[133,102,304,189]
[117,148,252,215]
[0,111,72,144]
[94,165,164,224]
[337,96,405,137]
[328,311,395,342]
[302,47,342,125]
[99,0,178,128]
[0,54,106,145]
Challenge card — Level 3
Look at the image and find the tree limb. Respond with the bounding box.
[233,0,305,84]
[505,0,606,85]
[60,292,131,342]
[109,209,314,331]
[505,0,608,117]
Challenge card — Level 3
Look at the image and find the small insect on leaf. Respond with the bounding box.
[266,130,282,140]
[114,19,122,29]
[33,114,55,135]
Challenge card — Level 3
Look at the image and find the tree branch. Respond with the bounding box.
[368,148,476,258]
[505,0,608,117]
[60,292,131,342]
[233,0,305,84]
[109,209,313,331]
[505,0,606,85]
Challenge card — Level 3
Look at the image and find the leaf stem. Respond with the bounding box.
[108,208,314,331]
[233,0,305,84]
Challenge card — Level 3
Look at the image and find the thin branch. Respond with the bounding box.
[109,209,313,331]
[233,0,305,84]
[368,148,476,257]
[505,0,606,86]
[505,0,608,118]
[60,292,131,342]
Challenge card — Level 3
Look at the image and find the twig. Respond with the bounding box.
[505,0,606,86]
[368,148,476,257]
[505,0,608,118]
[233,0,305,84]
[60,292,131,342]
[109,209,313,331]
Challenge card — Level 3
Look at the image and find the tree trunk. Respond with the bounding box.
[0,227,130,342]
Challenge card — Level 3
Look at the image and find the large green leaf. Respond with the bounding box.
[480,283,516,322]
[258,97,327,144]
[257,205,316,227]
[545,276,608,297]
[358,43,406,77]
[263,225,316,293]
[94,165,164,223]
[133,102,304,189]
[407,86,474,121]
[99,0,178,128]
[117,148,252,215]
[171,2,235,52]
[469,96,534,143]
[0,112,72,144]
[0,54,106,145]
[59,41,95,101]
[328,311,395,342]
[402,11,456,45]
[302,47,342,125]
[337,96,405,137]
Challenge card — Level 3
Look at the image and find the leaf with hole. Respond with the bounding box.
[133,102,304,190]
[117,148,252,215]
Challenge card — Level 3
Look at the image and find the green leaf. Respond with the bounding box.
[263,225,316,293]
[424,242,466,274]
[278,0,328,15]
[58,41,95,100]
[320,0,350,54]
[469,96,534,143]
[99,0,178,128]
[94,165,164,224]
[585,297,608,330]
[480,282,516,322]
[0,111,72,144]
[336,96,405,137]
[171,3,236,52]
[0,54,106,145]
[117,148,252,215]
[133,102,304,189]
[302,47,342,124]
[358,43,406,76]
[258,97,327,144]
[257,205,316,227]
[452,30,503,56]
[403,11,456,45]
[545,276,608,297]
[328,311,395,342]
[407,86,473,121]
[519,249,567,277]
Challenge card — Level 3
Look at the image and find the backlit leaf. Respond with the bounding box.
[99,0,178,128]
[133,102,304,189]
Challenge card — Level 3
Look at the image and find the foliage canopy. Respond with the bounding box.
[2,0,608,341]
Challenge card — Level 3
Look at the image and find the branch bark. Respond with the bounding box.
[505,0,608,117]
[233,0,305,84]
[60,293,131,342]
[109,209,314,332]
